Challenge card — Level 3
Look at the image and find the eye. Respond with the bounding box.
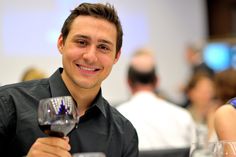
[74,39,88,47]
[97,44,111,52]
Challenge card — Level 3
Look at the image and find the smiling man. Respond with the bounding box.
[0,3,138,157]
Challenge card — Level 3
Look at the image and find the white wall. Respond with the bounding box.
[0,0,207,105]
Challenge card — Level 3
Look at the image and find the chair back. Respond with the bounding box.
[139,147,190,157]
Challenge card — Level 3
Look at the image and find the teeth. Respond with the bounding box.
[80,66,95,71]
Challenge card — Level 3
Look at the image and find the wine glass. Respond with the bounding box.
[190,142,218,157]
[72,152,106,157]
[216,141,236,157]
[190,141,236,157]
[38,96,78,137]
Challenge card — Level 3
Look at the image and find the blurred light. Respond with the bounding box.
[203,43,232,72]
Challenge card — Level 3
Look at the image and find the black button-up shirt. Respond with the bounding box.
[0,68,138,157]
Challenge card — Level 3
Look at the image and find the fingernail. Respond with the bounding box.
[64,136,69,142]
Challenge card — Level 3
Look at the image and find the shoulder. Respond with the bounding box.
[0,79,48,91]
[215,105,235,125]
[215,105,235,119]
[161,99,192,116]
[109,103,133,126]
[0,79,49,101]
[104,100,136,132]
[214,104,236,140]
[161,100,195,127]
[116,101,132,113]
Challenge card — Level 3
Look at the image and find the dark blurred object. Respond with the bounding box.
[193,62,214,77]
[139,147,190,157]
[207,0,236,39]
[214,68,236,104]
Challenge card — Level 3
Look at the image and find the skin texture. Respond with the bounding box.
[214,105,236,140]
[27,137,71,157]
[27,16,120,157]
[213,68,236,141]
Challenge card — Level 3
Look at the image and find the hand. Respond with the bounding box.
[27,137,72,157]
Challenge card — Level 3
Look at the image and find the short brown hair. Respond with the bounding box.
[214,68,236,104]
[61,2,123,53]
[184,71,214,94]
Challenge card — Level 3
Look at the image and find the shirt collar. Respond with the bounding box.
[49,68,107,118]
[49,68,71,97]
[91,89,107,118]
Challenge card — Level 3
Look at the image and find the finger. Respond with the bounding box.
[30,139,72,157]
[63,136,70,142]
[28,149,71,157]
[37,137,71,151]
[27,149,56,157]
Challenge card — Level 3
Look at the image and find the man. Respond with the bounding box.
[0,3,138,157]
[117,48,195,150]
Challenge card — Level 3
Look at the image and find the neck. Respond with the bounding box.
[61,73,100,116]
[73,88,100,116]
[131,85,155,94]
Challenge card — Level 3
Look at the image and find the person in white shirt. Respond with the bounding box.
[117,48,195,150]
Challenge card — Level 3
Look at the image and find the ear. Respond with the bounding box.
[154,76,159,88]
[127,78,135,94]
[127,78,132,88]
[187,89,194,100]
[57,34,64,54]
[113,50,121,64]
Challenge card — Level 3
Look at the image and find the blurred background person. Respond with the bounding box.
[213,68,236,141]
[180,43,215,108]
[21,67,47,81]
[184,72,215,125]
[117,48,195,150]
[185,43,214,77]
[184,71,216,143]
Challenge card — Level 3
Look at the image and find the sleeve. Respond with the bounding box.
[0,94,16,154]
[122,120,139,157]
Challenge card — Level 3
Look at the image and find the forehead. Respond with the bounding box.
[131,54,155,72]
[195,77,214,88]
[68,16,117,42]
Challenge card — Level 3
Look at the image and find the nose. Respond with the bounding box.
[83,45,98,64]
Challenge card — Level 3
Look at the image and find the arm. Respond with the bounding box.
[214,105,236,140]
[0,94,17,155]
[0,94,71,157]
[122,121,139,157]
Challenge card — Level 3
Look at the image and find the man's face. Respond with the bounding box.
[58,15,120,90]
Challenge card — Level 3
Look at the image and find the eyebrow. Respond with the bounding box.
[73,34,89,40]
[73,34,114,46]
[98,39,114,47]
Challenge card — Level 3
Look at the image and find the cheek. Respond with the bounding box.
[190,89,204,101]
[100,55,117,67]
[62,53,74,65]
[63,48,81,61]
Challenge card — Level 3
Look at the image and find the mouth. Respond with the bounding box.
[76,64,100,73]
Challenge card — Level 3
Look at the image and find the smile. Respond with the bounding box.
[76,64,100,72]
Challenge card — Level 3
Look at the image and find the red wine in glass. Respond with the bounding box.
[38,96,78,137]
